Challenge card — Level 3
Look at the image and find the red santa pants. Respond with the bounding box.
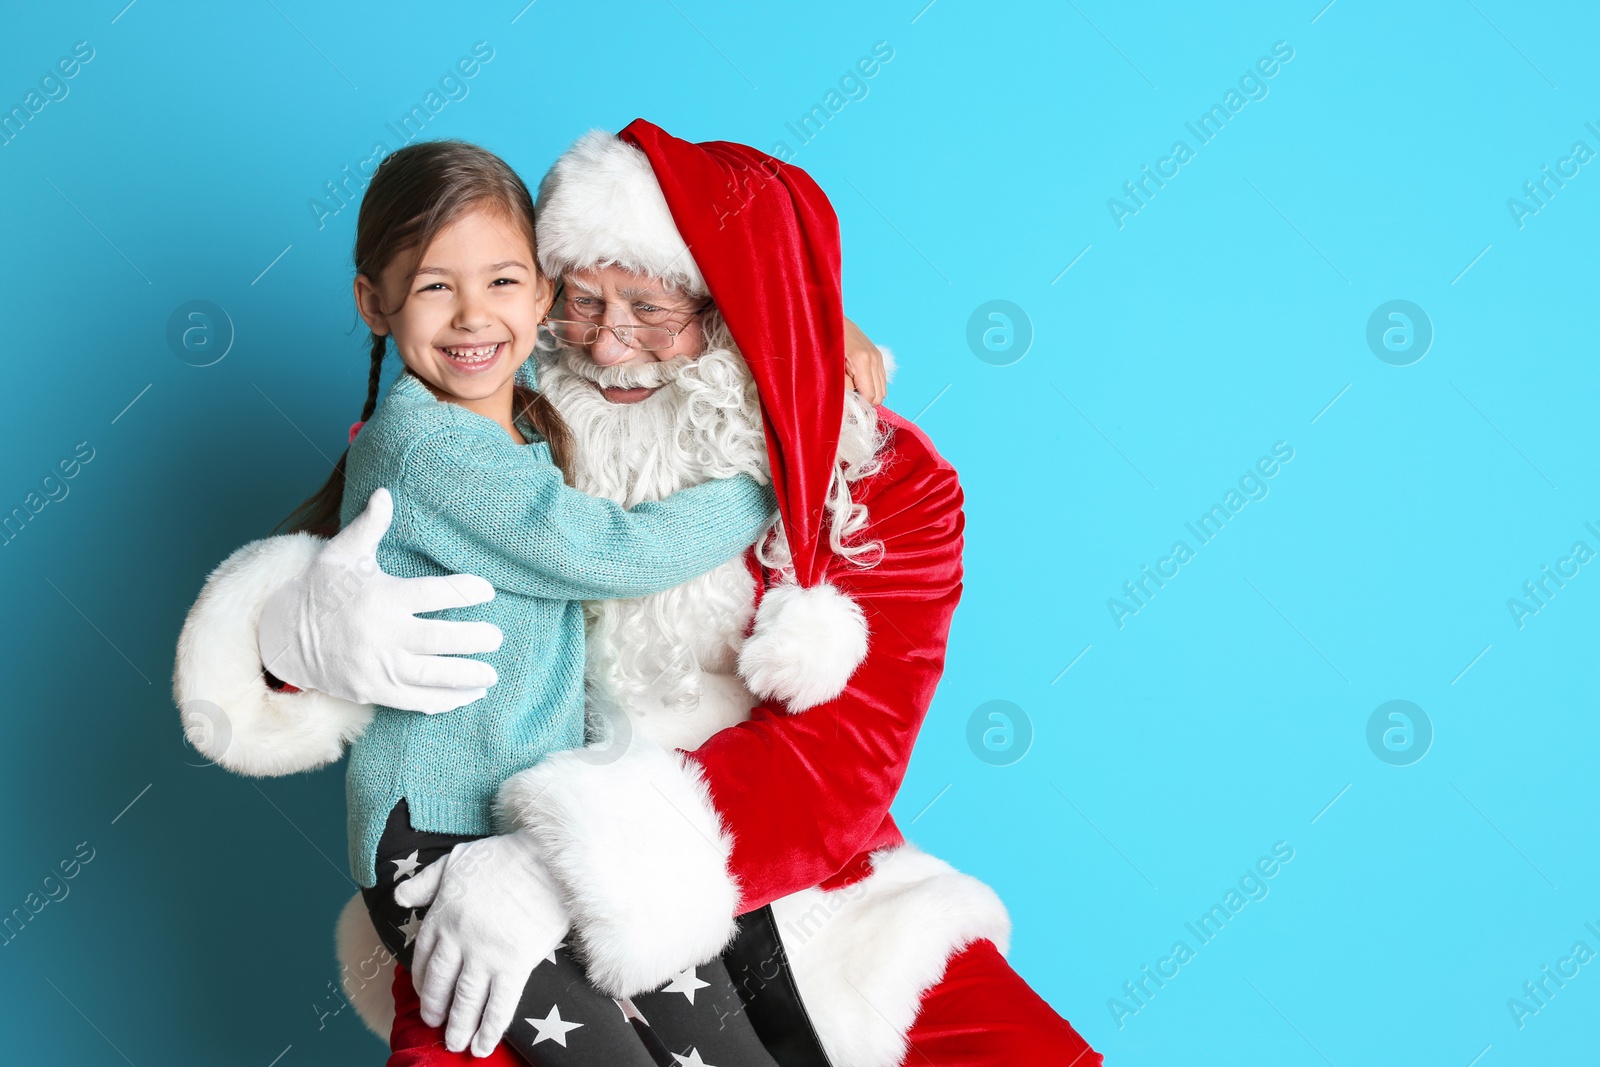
[386,938,1101,1067]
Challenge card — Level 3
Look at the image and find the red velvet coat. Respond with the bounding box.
[707,406,965,909]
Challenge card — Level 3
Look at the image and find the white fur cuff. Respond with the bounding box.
[173,534,372,777]
[496,741,739,998]
[336,893,396,1041]
[737,581,869,712]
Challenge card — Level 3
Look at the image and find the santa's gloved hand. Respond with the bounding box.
[395,830,571,1057]
[257,487,503,713]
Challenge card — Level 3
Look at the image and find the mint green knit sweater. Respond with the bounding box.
[340,369,773,885]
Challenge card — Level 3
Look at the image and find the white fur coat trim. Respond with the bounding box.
[771,843,1012,1067]
[737,581,869,712]
[536,130,707,295]
[172,534,373,777]
[336,893,396,1041]
[495,739,739,998]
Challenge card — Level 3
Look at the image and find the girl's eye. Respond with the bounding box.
[490,277,519,287]
[418,283,447,293]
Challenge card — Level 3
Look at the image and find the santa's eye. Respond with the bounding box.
[634,304,678,322]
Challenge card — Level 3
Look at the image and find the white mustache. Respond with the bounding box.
[565,351,697,390]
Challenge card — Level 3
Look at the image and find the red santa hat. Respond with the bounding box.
[534,120,868,711]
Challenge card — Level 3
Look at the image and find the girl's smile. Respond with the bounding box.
[437,340,507,372]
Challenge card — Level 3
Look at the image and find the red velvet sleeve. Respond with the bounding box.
[686,410,965,912]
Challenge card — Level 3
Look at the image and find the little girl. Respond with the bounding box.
[284,140,787,1066]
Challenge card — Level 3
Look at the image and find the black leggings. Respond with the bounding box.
[362,800,779,1067]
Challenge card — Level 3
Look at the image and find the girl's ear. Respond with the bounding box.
[353,274,391,336]
[533,272,556,321]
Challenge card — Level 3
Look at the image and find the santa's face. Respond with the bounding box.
[556,265,709,405]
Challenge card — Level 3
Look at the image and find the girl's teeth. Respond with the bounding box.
[443,343,498,363]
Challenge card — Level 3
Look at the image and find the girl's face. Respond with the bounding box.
[354,205,553,428]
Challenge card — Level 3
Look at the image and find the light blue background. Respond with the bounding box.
[2,2,1596,1064]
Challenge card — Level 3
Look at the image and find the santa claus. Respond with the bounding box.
[174,121,1100,1066]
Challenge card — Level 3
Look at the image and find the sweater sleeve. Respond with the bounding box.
[395,425,774,601]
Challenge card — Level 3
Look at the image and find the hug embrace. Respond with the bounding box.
[174,120,1101,1066]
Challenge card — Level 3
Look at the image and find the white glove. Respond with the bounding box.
[394,831,572,1057]
[258,488,504,713]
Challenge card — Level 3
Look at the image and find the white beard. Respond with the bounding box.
[536,341,773,750]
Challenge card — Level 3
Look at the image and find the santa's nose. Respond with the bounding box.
[586,330,636,367]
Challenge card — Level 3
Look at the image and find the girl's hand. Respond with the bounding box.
[844,317,887,405]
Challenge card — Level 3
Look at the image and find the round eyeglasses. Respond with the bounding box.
[543,316,700,352]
